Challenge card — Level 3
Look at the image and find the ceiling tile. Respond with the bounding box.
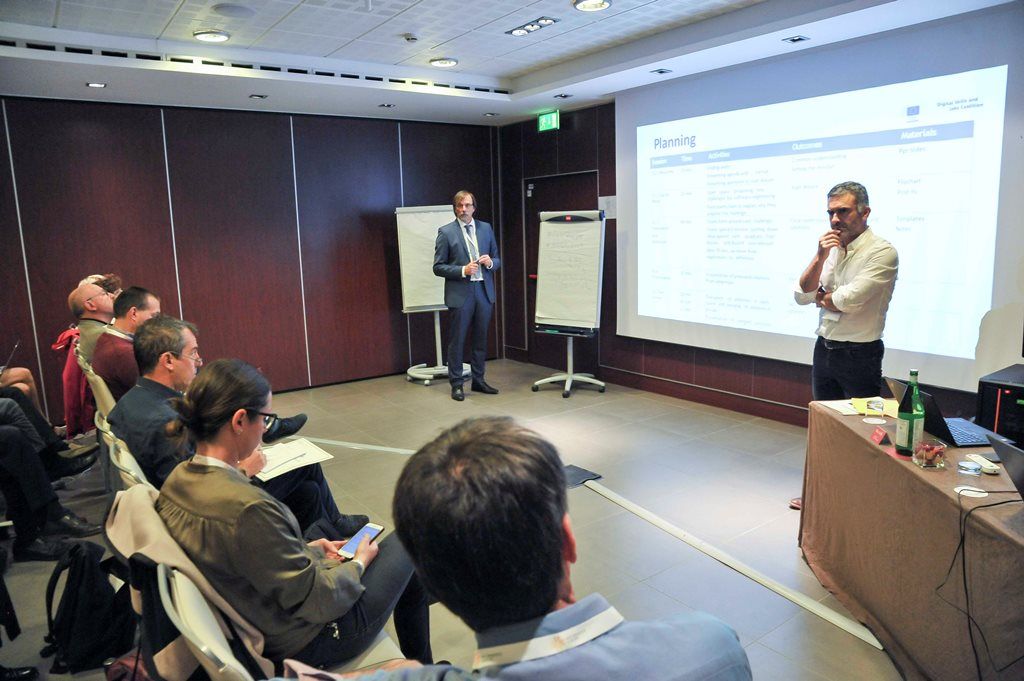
[326,38,428,63]
[56,2,172,37]
[270,4,391,37]
[250,29,350,55]
[0,0,57,27]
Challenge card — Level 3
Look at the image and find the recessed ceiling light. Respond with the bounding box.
[249,94,267,99]
[86,82,107,88]
[507,16,558,36]
[211,3,255,19]
[554,93,573,99]
[379,103,396,108]
[650,68,672,75]
[782,35,810,43]
[572,0,611,11]
[193,29,231,43]
[483,112,500,117]
[429,57,458,68]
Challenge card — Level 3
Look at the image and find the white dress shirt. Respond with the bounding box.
[794,228,899,342]
[460,219,487,281]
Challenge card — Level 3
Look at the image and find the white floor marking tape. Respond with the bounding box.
[583,480,883,650]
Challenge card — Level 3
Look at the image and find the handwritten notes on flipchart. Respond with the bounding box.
[535,211,604,329]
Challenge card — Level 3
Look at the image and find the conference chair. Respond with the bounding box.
[76,344,117,417]
[95,414,152,489]
[158,565,404,679]
[75,350,119,491]
[158,563,255,681]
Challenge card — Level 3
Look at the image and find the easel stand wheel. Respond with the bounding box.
[531,335,605,398]
[406,363,470,386]
[405,309,470,385]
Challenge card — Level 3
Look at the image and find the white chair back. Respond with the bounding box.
[96,415,153,489]
[81,359,117,417]
[157,564,255,681]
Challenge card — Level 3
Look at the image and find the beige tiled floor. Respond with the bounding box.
[1,359,901,680]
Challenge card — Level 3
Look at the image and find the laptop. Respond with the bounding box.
[885,377,1012,457]
[986,435,1024,500]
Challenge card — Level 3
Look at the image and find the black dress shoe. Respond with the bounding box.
[62,441,100,458]
[43,512,101,538]
[0,665,39,681]
[471,380,499,395]
[46,451,97,481]
[333,514,371,538]
[451,384,465,402]
[13,537,72,562]
[263,413,308,444]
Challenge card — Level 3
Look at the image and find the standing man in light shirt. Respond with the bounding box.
[433,190,501,402]
[791,181,898,510]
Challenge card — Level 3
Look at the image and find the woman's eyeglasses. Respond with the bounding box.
[247,410,279,429]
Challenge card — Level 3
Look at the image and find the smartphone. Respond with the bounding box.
[338,523,384,559]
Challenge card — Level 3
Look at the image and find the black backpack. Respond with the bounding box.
[40,540,137,673]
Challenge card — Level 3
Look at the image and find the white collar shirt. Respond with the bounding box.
[459,219,483,281]
[794,228,899,342]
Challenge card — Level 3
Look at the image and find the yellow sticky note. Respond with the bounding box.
[851,397,885,416]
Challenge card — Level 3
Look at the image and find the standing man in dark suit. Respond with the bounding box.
[433,190,500,402]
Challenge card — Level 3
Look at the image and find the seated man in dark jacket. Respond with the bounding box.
[109,316,365,537]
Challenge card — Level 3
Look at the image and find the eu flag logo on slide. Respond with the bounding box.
[906,105,920,116]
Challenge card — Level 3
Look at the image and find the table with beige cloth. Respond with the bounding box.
[798,402,1024,681]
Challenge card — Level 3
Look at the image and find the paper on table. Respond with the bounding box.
[256,437,333,482]
[818,400,859,415]
[850,397,899,418]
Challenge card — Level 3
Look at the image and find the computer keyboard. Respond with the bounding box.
[948,421,987,445]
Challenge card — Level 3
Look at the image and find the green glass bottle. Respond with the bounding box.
[895,369,925,455]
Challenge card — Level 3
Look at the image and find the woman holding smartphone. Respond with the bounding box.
[155,358,432,667]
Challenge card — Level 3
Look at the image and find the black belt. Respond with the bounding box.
[819,337,881,351]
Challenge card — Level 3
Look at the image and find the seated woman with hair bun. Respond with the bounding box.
[155,358,432,666]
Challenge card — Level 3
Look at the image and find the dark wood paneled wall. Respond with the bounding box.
[0,98,496,420]
[292,116,406,385]
[498,103,975,426]
[0,104,36,401]
[164,108,308,390]
[2,100,179,420]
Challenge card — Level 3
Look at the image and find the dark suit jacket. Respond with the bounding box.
[433,219,500,308]
[108,377,186,487]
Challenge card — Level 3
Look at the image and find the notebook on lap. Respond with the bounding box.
[885,377,1012,456]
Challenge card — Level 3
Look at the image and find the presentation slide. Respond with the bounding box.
[629,65,1008,388]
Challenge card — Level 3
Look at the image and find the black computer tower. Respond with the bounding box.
[977,364,1024,444]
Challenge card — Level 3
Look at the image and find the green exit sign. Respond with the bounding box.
[538,110,560,132]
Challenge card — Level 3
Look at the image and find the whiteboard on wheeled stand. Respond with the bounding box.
[535,211,605,330]
[396,205,452,313]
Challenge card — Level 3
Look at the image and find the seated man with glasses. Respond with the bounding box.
[109,316,367,538]
[67,274,122,362]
